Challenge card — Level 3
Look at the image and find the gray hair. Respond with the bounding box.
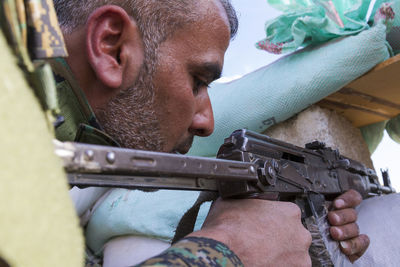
[54,0,238,42]
[54,0,238,78]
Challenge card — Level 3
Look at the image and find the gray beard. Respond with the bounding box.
[95,64,164,151]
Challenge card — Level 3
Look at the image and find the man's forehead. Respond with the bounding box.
[198,0,231,28]
[154,0,230,78]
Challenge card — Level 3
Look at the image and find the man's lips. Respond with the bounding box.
[172,135,194,154]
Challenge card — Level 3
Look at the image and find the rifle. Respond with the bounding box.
[56,129,395,266]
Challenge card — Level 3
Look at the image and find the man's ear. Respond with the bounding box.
[86,5,144,89]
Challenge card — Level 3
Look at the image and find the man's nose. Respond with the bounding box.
[189,92,214,137]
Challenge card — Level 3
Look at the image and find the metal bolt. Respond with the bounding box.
[106,152,116,164]
[272,160,279,172]
[268,166,276,178]
[198,179,207,188]
[258,162,277,187]
[249,166,256,174]
[84,150,94,161]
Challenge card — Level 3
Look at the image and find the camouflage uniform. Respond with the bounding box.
[50,57,120,147]
[138,237,243,267]
[1,0,68,125]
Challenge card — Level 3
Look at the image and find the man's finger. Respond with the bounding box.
[340,234,370,263]
[330,223,359,241]
[333,189,362,209]
[328,208,357,226]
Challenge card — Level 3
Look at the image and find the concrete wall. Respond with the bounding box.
[263,106,374,169]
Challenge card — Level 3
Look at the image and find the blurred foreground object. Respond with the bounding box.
[0,0,84,265]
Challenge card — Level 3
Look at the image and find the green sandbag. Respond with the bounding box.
[189,23,391,157]
[386,115,400,144]
[386,0,400,54]
[360,121,387,154]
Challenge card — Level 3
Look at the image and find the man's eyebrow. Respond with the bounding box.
[194,62,222,81]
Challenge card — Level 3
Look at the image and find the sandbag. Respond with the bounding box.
[189,23,391,157]
[387,0,400,54]
[343,193,400,267]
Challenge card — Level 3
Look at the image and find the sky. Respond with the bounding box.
[217,0,400,190]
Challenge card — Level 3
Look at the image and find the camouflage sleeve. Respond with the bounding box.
[0,0,67,63]
[24,0,68,59]
[136,237,244,267]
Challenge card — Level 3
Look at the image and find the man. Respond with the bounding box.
[52,0,369,266]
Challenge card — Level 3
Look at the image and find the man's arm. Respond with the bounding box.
[137,237,243,267]
[138,198,312,267]
[136,192,366,267]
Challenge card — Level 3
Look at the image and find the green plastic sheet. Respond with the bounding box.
[256,0,395,54]
[387,0,400,54]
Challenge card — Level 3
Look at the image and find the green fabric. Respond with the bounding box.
[360,121,387,154]
[0,0,68,127]
[266,0,366,14]
[393,1,400,28]
[30,63,60,114]
[0,0,34,72]
[51,58,119,146]
[75,124,120,147]
[387,0,400,54]
[362,113,400,154]
[0,30,84,267]
[385,114,400,144]
[360,113,400,155]
[138,237,243,267]
[55,79,92,141]
[85,188,212,255]
[257,0,394,54]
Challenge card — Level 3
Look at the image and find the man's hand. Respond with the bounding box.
[189,198,312,267]
[328,189,370,262]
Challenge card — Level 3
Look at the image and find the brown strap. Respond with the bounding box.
[172,191,218,244]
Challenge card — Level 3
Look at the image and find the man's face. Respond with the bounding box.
[152,2,231,153]
[97,1,230,153]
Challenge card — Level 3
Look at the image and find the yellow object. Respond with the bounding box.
[318,54,400,128]
[0,31,84,266]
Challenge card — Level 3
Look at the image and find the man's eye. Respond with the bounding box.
[193,77,209,95]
